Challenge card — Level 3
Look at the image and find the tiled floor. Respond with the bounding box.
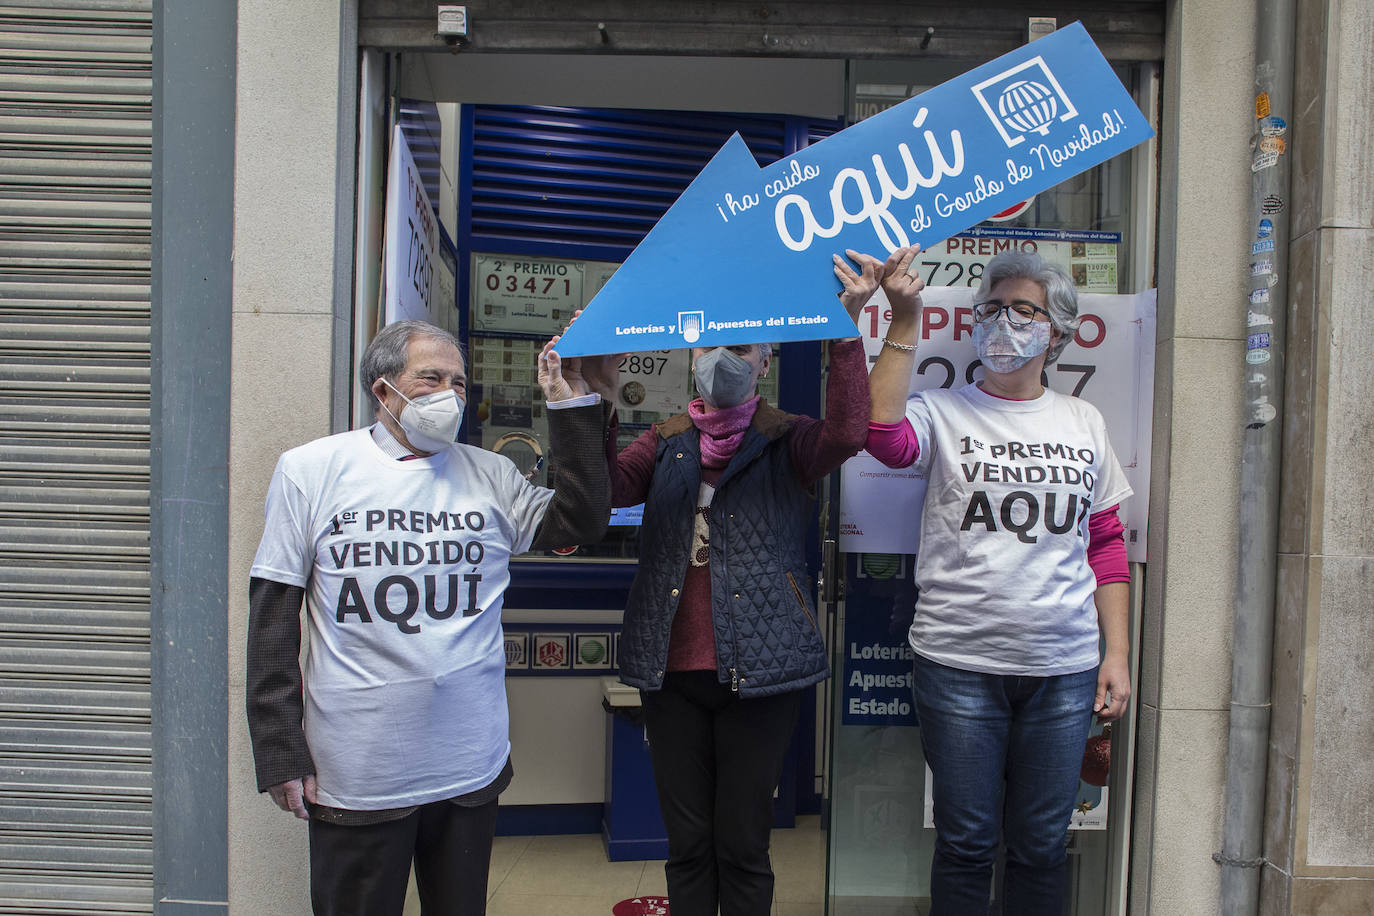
[406,815,826,915]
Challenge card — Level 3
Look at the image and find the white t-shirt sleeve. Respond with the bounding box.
[250,458,314,587]
[1091,413,1133,511]
[498,460,556,555]
[904,392,937,477]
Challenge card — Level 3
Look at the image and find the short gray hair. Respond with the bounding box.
[359,320,464,412]
[974,250,1079,365]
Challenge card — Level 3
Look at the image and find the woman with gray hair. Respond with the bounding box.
[864,245,1133,915]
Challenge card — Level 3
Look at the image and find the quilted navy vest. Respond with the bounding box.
[618,404,830,697]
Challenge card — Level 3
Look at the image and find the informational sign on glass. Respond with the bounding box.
[918,227,1121,294]
[383,124,439,325]
[614,350,691,419]
[472,253,585,337]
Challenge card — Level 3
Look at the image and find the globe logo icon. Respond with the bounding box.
[996,79,1059,136]
[578,638,606,665]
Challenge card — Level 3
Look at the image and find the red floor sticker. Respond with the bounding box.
[612,896,669,916]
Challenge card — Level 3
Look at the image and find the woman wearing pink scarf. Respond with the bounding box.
[578,251,882,916]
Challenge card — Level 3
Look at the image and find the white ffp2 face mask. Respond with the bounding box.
[380,378,465,452]
[973,319,1052,375]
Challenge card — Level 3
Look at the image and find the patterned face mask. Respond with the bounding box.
[972,316,1052,374]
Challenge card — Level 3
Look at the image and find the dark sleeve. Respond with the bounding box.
[610,423,659,509]
[245,576,315,792]
[530,400,614,549]
[786,337,872,487]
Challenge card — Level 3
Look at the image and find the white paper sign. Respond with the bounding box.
[472,252,585,337]
[614,350,690,417]
[839,287,1155,562]
[383,125,439,324]
[921,230,1121,294]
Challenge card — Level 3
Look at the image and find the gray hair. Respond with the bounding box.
[359,320,464,412]
[974,250,1079,365]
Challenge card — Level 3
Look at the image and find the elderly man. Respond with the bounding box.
[246,319,612,916]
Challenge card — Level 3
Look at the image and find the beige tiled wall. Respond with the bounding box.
[227,1,357,913]
[1132,0,1257,911]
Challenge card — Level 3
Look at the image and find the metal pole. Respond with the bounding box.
[1215,0,1295,911]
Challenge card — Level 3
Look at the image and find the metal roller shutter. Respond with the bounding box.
[465,105,839,255]
[0,2,152,912]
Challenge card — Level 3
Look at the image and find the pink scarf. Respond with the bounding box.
[689,396,759,468]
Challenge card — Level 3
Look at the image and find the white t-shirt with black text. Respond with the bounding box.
[904,383,1132,676]
[251,429,553,810]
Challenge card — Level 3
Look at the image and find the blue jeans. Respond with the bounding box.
[912,653,1097,916]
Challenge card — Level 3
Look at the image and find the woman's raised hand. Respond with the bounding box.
[833,249,887,324]
[880,245,925,333]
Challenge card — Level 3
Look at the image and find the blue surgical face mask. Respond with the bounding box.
[380,378,465,452]
[973,317,1052,374]
[693,347,758,409]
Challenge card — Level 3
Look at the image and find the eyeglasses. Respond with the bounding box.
[971,300,1051,328]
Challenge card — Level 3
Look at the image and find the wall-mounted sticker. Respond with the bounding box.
[1255,93,1271,119]
[533,634,570,670]
[1247,311,1275,327]
[1250,259,1273,276]
[1260,116,1287,137]
[573,633,612,669]
[1256,219,1273,239]
[1252,151,1279,171]
[1246,349,1272,365]
[1262,195,1285,214]
[1248,399,1278,427]
[504,633,529,669]
[1259,136,1286,155]
[1249,288,1271,305]
[1252,239,1276,254]
[1247,332,1272,350]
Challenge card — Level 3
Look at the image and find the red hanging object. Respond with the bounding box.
[1080,724,1112,787]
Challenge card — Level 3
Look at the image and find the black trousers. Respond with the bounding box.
[641,671,804,916]
[307,796,499,916]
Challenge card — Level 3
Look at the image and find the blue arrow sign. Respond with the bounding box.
[552,22,1154,357]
